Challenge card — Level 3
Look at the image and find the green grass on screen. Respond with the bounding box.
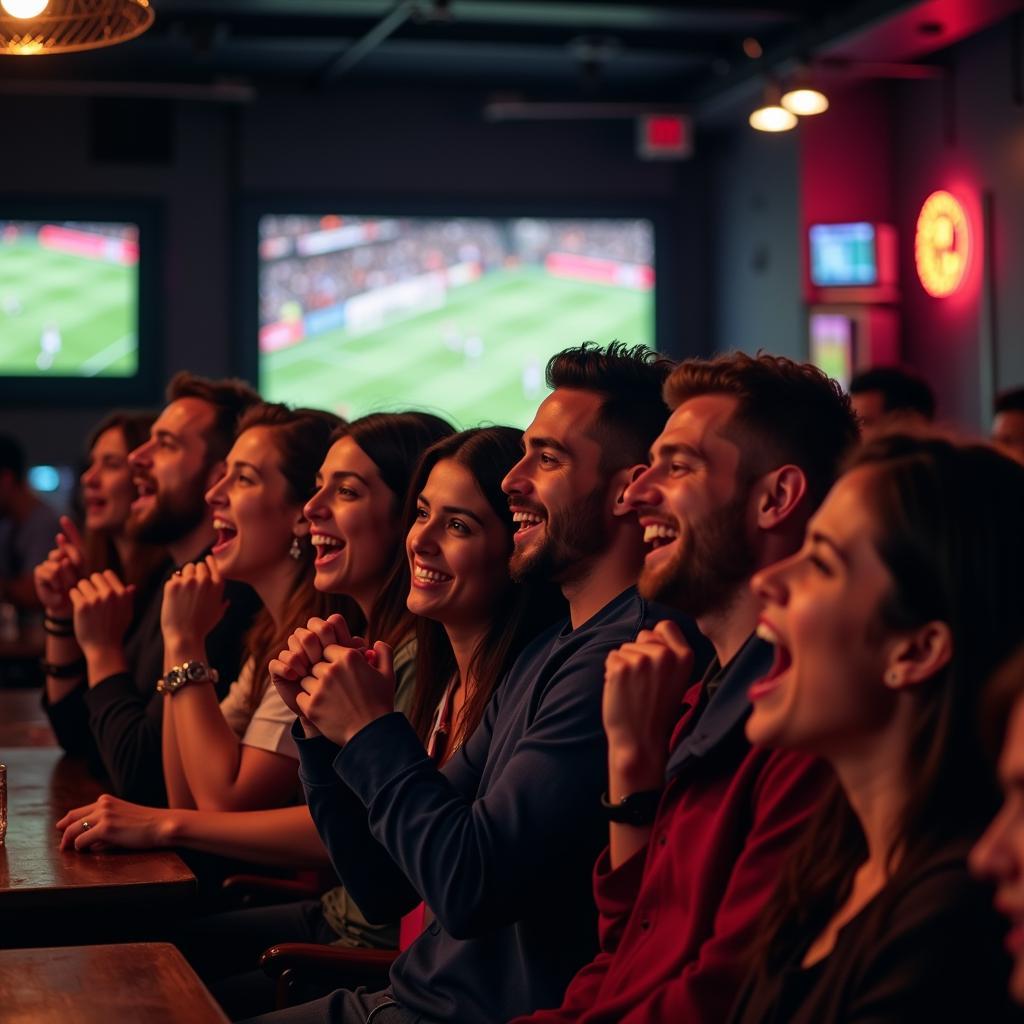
[0,241,137,378]
[261,266,653,429]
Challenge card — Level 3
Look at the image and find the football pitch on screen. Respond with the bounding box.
[262,266,654,428]
[0,241,137,377]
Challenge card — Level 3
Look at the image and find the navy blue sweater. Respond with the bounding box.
[297,586,709,1024]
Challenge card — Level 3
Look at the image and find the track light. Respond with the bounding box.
[749,83,797,132]
[781,86,829,116]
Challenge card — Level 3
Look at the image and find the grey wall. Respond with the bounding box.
[709,126,803,359]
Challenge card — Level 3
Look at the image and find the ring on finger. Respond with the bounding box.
[80,820,92,832]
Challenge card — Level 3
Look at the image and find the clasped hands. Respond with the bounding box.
[269,613,396,746]
[602,619,695,788]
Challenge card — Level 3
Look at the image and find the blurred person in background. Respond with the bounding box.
[848,366,935,439]
[971,643,1024,1007]
[0,431,60,614]
[37,411,169,760]
[993,387,1024,463]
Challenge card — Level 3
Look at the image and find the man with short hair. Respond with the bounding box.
[43,373,262,805]
[993,386,1024,462]
[848,364,934,437]
[256,343,710,1024]
[0,432,60,612]
[518,352,859,1024]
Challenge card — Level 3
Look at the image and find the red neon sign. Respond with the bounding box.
[914,190,970,297]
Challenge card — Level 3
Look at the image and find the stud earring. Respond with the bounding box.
[289,535,302,561]
[885,669,899,686]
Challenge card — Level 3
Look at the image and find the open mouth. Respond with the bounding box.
[131,477,156,511]
[311,532,344,566]
[511,508,545,543]
[84,497,108,514]
[412,562,454,588]
[748,620,793,701]
[642,520,680,556]
[212,518,238,554]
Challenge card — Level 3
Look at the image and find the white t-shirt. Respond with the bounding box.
[219,658,299,760]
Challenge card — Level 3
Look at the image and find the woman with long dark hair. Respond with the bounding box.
[38,410,168,755]
[729,435,1024,1023]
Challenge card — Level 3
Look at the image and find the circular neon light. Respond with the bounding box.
[915,190,970,297]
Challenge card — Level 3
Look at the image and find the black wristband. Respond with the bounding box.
[44,614,73,626]
[41,658,87,679]
[43,621,75,637]
[601,789,663,826]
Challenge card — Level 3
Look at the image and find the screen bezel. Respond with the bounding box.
[236,195,676,398]
[0,197,161,407]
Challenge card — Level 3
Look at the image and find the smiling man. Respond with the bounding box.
[44,373,262,806]
[257,343,710,1024]
[517,352,860,1024]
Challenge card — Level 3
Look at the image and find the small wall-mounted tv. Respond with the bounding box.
[808,222,897,291]
[0,201,159,405]
[251,210,657,428]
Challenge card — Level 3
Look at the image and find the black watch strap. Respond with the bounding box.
[601,789,662,826]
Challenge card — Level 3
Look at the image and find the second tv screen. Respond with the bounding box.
[258,214,655,428]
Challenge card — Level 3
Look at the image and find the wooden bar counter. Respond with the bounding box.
[0,748,194,911]
[0,942,229,1022]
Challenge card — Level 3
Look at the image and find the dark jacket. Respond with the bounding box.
[296,587,709,1024]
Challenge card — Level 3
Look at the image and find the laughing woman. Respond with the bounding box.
[158,403,343,814]
[38,411,168,757]
[729,435,1024,1024]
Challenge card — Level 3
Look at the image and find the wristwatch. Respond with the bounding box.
[157,660,219,695]
[600,789,663,826]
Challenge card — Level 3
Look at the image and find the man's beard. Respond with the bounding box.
[128,475,209,546]
[509,484,610,586]
[639,490,757,619]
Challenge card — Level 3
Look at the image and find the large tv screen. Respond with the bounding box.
[257,214,655,427]
[0,219,139,378]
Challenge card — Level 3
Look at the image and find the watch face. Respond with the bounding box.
[185,661,206,682]
[167,667,185,688]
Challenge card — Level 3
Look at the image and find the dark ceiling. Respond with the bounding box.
[0,0,1020,116]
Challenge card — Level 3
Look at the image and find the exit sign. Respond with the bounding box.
[636,114,692,160]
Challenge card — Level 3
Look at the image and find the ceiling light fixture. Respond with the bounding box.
[781,86,829,116]
[749,82,797,132]
[1,0,48,18]
[0,0,153,55]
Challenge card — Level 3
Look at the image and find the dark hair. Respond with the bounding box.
[753,435,1024,976]
[664,351,860,508]
[982,643,1024,761]
[994,386,1024,416]
[230,403,349,713]
[81,410,167,585]
[0,433,26,481]
[848,365,935,421]
[403,428,567,747]
[333,412,455,647]
[546,341,676,472]
[166,371,262,465]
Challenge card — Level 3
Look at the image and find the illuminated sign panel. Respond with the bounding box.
[914,190,970,298]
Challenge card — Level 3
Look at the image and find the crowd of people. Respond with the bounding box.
[258,217,651,329]
[4,346,1024,1023]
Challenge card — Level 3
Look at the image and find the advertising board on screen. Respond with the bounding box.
[257,214,656,428]
[0,220,139,379]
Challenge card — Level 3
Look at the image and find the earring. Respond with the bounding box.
[885,669,899,686]
[289,535,302,561]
